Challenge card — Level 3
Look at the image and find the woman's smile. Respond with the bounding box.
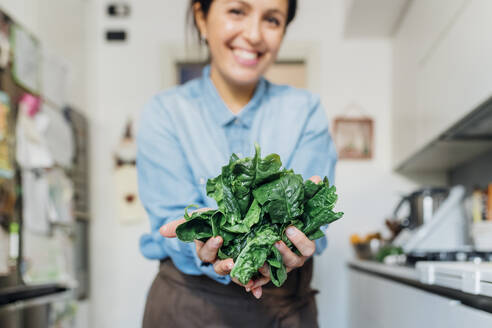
[231,47,262,67]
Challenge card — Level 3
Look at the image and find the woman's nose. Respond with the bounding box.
[243,17,262,45]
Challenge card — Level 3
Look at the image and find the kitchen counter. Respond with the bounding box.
[348,258,419,281]
[348,259,492,314]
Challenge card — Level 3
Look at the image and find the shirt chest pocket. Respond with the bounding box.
[194,173,217,208]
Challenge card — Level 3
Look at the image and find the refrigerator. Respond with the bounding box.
[0,9,89,328]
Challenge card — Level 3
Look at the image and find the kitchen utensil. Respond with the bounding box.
[393,185,468,253]
[393,187,449,229]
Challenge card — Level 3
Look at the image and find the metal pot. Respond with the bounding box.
[393,187,449,229]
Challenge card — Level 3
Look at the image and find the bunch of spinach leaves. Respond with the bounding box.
[176,144,343,287]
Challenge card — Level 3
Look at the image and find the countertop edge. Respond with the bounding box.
[348,259,419,281]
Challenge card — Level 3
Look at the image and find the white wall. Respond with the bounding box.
[86,1,190,327]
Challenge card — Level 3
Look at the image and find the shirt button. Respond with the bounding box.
[234,118,240,125]
[199,177,206,185]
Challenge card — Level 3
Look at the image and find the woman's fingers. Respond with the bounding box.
[159,218,186,238]
[252,286,262,299]
[251,275,271,289]
[196,236,222,262]
[232,277,254,290]
[309,175,322,184]
[194,239,204,253]
[284,226,315,257]
[275,227,315,270]
[258,263,270,277]
[213,258,234,276]
[229,262,268,295]
[275,240,303,268]
[250,263,271,288]
[275,241,303,268]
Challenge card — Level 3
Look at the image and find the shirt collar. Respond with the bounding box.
[201,65,266,128]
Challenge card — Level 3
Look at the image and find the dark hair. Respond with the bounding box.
[187,0,297,44]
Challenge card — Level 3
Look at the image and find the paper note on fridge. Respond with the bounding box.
[41,50,69,108]
[46,168,74,224]
[16,104,54,169]
[21,168,74,234]
[16,103,74,169]
[21,170,50,234]
[44,104,75,168]
[12,25,41,93]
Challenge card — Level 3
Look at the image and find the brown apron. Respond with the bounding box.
[142,258,319,328]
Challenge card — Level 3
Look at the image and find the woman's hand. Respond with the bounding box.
[159,175,321,299]
[159,208,254,290]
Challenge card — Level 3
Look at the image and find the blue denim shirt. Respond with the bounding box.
[137,66,337,284]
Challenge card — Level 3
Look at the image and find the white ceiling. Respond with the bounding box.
[344,0,412,38]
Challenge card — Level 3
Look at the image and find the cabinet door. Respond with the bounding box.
[416,0,492,148]
[392,0,492,168]
[348,269,492,328]
[392,0,466,166]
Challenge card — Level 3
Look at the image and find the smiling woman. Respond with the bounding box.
[137,0,338,327]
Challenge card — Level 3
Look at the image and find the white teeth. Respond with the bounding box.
[233,49,258,60]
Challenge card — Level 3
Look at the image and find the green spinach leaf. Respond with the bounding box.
[252,173,304,224]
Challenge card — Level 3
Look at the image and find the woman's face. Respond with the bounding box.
[195,0,288,87]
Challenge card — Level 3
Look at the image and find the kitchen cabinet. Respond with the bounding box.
[392,0,492,174]
[348,267,492,328]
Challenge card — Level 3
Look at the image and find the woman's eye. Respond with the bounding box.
[266,16,280,27]
[229,8,244,16]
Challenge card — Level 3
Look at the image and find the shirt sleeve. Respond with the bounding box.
[136,95,231,284]
[286,95,338,256]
